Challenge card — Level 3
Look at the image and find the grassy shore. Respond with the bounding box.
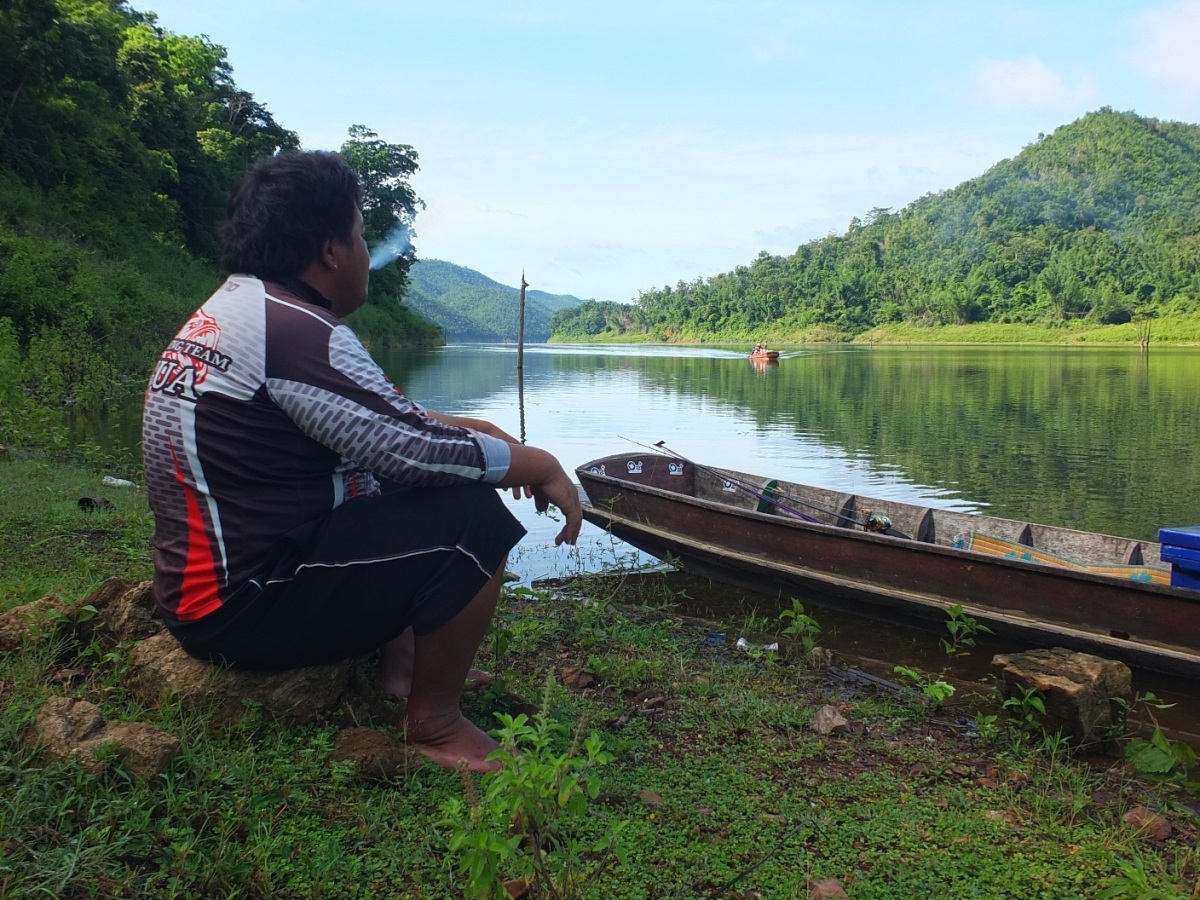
[1,456,1198,898]
[855,317,1200,346]
[550,315,1200,347]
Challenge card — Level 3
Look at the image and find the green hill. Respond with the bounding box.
[552,108,1200,341]
[406,259,584,342]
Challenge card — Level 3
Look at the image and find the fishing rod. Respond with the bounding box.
[621,437,896,535]
[651,440,856,526]
[617,436,818,520]
[618,437,828,523]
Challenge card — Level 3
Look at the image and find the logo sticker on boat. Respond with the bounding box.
[588,465,606,476]
[627,460,643,474]
[668,462,684,476]
[723,480,736,492]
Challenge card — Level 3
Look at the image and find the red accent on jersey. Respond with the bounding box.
[171,444,223,622]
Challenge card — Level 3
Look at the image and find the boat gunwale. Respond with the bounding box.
[576,453,1189,600]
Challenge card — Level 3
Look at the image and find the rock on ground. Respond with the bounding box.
[813,704,851,736]
[330,726,422,782]
[126,631,353,726]
[32,696,180,778]
[808,878,849,898]
[992,647,1132,749]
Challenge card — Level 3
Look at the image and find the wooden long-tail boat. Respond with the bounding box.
[576,451,1200,678]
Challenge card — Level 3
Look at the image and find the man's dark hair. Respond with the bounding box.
[220,150,363,279]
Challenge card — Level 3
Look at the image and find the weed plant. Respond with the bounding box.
[941,603,993,657]
[440,678,626,898]
[2,459,1198,898]
[778,598,821,659]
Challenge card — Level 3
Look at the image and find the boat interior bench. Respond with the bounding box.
[690,467,1166,577]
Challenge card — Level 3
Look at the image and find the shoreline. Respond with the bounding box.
[547,314,1200,348]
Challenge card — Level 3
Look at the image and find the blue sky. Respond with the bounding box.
[143,1,1200,303]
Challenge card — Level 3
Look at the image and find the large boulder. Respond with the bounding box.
[12,577,357,733]
[992,647,1132,749]
[125,631,353,725]
[32,696,180,778]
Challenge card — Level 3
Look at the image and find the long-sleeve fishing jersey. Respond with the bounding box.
[142,276,512,627]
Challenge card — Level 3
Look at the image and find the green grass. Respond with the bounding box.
[0,458,153,607]
[2,458,1198,898]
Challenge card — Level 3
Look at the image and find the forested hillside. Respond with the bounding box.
[0,0,437,434]
[406,259,583,342]
[552,109,1200,342]
[2,0,298,367]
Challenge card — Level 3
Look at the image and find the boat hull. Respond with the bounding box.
[577,452,1200,678]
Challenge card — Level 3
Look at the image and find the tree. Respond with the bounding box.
[340,125,424,244]
[127,18,299,258]
[339,125,425,305]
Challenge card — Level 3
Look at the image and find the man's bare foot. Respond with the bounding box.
[405,711,502,772]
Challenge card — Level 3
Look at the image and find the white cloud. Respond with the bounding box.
[968,56,1095,114]
[1128,0,1200,91]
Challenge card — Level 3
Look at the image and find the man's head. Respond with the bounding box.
[220,151,367,309]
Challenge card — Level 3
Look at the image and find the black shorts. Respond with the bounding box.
[169,483,526,670]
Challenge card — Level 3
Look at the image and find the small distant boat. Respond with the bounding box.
[576,450,1200,678]
[748,349,779,360]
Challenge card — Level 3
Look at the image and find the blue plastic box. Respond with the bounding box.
[1159,525,1200,591]
[1160,525,1200,550]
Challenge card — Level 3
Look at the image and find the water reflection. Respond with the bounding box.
[388,343,1200,561]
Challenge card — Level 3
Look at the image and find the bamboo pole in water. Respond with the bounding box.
[517,271,527,373]
[517,272,527,442]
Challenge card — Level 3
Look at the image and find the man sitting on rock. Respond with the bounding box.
[142,149,581,771]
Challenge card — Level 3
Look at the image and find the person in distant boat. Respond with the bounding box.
[142,150,582,772]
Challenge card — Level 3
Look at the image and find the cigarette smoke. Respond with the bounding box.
[368,224,412,271]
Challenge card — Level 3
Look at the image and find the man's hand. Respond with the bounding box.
[499,445,583,546]
[530,470,583,547]
[424,411,579,537]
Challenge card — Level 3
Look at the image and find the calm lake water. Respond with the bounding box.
[92,341,1200,582]
[389,342,1200,574]
[84,341,1200,735]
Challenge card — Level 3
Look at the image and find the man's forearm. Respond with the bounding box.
[425,410,519,445]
